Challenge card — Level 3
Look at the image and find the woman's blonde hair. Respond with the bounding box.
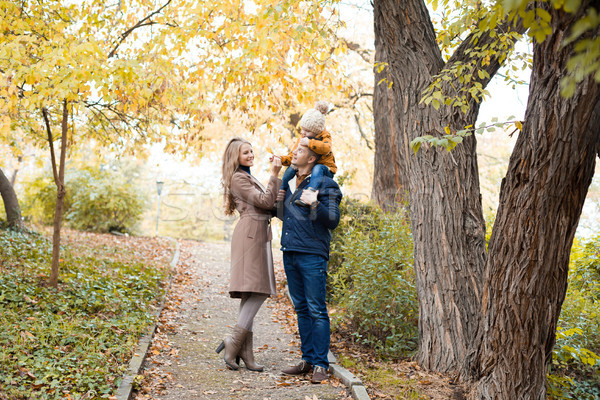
[222,137,251,216]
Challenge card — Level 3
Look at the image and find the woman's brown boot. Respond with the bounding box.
[216,325,248,370]
[238,331,264,372]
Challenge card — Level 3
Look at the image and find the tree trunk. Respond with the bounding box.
[0,167,23,230]
[44,101,69,288]
[472,5,600,398]
[372,43,409,210]
[10,156,22,187]
[372,0,524,374]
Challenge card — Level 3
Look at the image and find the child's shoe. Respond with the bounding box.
[294,188,318,207]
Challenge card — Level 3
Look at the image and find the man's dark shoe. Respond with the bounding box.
[310,366,329,384]
[282,360,313,376]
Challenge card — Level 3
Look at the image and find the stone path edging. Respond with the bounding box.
[285,286,371,400]
[115,238,180,400]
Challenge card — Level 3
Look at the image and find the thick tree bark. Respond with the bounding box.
[0,167,23,230]
[372,0,523,374]
[43,101,69,289]
[372,46,409,210]
[472,4,600,398]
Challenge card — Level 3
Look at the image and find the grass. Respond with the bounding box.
[336,354,429,400]
[0,228,171,400]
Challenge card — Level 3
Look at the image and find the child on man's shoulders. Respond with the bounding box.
[274,101,337,207]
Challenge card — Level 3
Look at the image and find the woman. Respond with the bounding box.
[216,137,282,371]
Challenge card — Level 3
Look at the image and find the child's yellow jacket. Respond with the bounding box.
[280,130,337,174]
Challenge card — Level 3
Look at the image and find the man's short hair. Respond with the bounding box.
[306,147,322,164]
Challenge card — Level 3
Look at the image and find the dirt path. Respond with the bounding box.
[133,240,351,400]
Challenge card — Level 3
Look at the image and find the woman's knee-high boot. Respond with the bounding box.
[239,331,264,372]
[216,325,248,370]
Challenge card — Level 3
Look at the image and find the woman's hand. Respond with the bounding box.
[271,156,282,176]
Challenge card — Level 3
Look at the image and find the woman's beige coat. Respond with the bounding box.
[229,170,281,298]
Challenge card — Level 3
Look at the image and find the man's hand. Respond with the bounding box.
[300,188,319,206]
[276,189,286,202]
[299,137,310,147]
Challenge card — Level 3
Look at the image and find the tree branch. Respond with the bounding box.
[354,113,373,150]
[58,99,68,193]
[446,17,526,94]
[41,107,60,186]
[339,38,374,64]
[107,0,173,58]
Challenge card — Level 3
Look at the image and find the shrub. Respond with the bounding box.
[22,166,146,233]
[549,235,600,399]
[20,175,63,225]
[329,199,418,358]
[66,168,146,233]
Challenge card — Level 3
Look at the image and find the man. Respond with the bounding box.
[275,143,342,384]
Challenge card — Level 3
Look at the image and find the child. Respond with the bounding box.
[278,101,337,207]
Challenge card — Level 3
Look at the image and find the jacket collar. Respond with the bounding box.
[288,177,310,203]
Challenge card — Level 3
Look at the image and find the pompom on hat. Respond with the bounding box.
[299,101,329,134]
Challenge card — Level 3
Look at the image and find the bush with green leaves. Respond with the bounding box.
[549,235,600,399]
[22,166,146,233]
[0,228,168,399]
[328,199,417,358]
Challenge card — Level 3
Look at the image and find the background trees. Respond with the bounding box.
[1,0,599,396]
[1,0,351,287]
[372,0,599,397]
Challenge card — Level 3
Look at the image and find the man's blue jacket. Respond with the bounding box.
[275,175,342,260]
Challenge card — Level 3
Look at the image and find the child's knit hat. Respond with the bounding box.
[300,101,329,134]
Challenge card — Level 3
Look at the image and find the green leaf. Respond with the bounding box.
[411,141,422,154]
[563,0,582,13]
[536,7,552,23]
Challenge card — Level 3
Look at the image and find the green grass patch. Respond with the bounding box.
[337,353,428,400]
[364,367,426,400]
[0,229,169,399]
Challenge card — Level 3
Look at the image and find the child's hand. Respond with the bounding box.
[299,137,310,147]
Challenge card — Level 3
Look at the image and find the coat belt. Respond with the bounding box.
[239,213,272,221]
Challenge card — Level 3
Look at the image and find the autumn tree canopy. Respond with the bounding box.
[0,0,353,286]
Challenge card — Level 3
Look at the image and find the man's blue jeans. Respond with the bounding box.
[283,251,330,369]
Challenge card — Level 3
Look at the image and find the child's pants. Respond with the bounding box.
[280,164,333,191]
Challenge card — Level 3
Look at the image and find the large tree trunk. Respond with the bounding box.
[43,101,69,289]
[0,167,23,230]
[472,4,600,398]
[372,45,409,210]
[372,0,523,373]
